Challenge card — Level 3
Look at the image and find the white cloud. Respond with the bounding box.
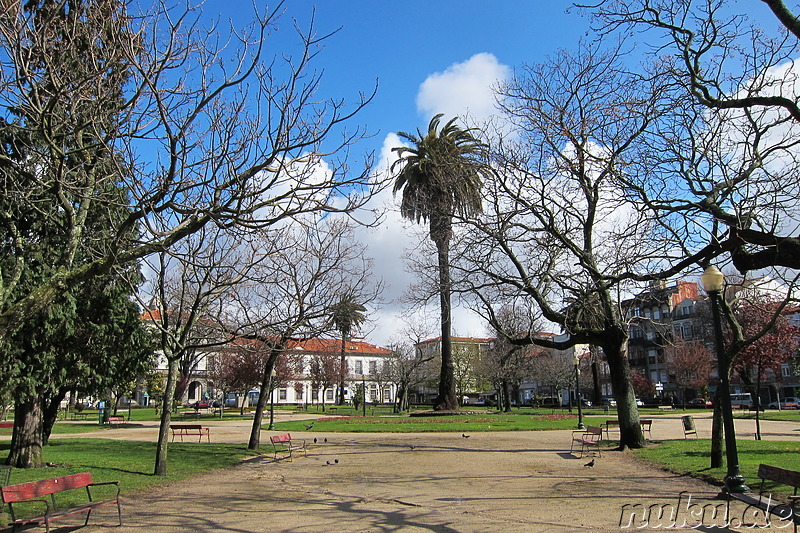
[416,53,510,124]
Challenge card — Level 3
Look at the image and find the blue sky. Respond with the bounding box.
[185,2,782,347]
[168,2,593,346]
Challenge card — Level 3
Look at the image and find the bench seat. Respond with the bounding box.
[1,472,121,532]
[169,424,210,442]
[270,433,306,461]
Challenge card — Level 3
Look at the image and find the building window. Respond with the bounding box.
[355,360,363,374]
[326,389,334,401]
[369,360,377,374]
[312,389,318,400]
[279,389,287,400]
[653,309,661,319]
[370,387,377,401]
[296,388,304,400]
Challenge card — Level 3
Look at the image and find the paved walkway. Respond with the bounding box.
[3,413,799,532]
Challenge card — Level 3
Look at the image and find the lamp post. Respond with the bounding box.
[573,354,585,430]
[700,265,748,494]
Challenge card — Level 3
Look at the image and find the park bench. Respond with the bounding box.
[658,405,673,410]
[1,472,121,532]
[727,464,800,531]
[640,419,653,439]
[107,416,126,427]
[270,433,307,461]
[602,419,653,440]
[682,415,698,438]
[0,421,13,429]
[170,424,210,442]
[570,425,602,458]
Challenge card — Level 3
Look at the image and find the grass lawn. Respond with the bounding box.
[0,439,259,519]
[634,438,800,497]
[273,411,609,432]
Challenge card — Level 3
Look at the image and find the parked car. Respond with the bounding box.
[767,397,799,409]
[635,398,644,407]
[189,400,212,409]
[601,396,617,407]
[688,397,713,407]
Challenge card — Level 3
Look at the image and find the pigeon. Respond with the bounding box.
[584,459,595,467]
[409,445,416,450]
[334,459,339,464]
[326,461,331,465]
[461,433,470,438]
[324,437,328,443]
[304,422,315,430]
[313,437,317,444]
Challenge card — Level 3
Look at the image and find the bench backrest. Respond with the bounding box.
[604,420,620,427]
[682,415,696,431]
[759,464,800,489]
[640,419,652,426]
[171,424,202,430]
[1,472,93,504]
[271,433,292,444]
[586,426,602,435]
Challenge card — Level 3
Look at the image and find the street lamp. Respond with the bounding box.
[573,354,585,430]
[700,265,749,494]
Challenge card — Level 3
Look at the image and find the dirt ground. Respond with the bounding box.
[3,413,800,532]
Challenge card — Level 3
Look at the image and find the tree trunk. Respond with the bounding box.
[154,358,179,476]
[42,389,68,445]
[602,331,644,449]
[433,233,458,411]
[502,379,512,412]
[710,389,723,468]
[248,348,281,451]
[590,345,602,406]
[338,336,347,405]
[7,395,45,468]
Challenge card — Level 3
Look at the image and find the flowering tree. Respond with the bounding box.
[733,297,800,439]
[666,341,713,408]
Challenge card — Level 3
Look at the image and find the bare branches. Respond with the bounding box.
[0,0,384,338]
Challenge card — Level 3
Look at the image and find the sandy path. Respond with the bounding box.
[3,413,799,532]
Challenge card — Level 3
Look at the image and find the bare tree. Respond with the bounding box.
[0,0,382,342]
[235,216,380,451]
[458,43,684,448]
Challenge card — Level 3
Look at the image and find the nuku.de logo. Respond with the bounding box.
[619,491,795,529]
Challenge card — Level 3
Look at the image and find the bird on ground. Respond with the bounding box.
[334,459,339,464]
[326,461,331,465]
[461,434,470,438]
[584,459,595,467]
[409,445,416,450]
[304,422,314,430]
[324,437,328,443]
[313,437,317,444]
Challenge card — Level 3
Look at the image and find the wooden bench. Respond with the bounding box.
[107,416,126,427]
[1,472,121,532]
[602,419,652,440]
[601,420,620,440]
[570,425,602,458]
[270,433,306,461]
[170,424,210,442]
[640,419,653,439]
[727,464,800,530]
[658,405,673,410]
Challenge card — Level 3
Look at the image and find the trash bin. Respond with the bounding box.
[98,401,108,425]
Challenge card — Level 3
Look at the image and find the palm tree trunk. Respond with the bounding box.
[433,233,458,411]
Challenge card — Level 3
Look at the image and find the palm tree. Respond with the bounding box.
[391,114,489,411]
[329,293,367,405]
